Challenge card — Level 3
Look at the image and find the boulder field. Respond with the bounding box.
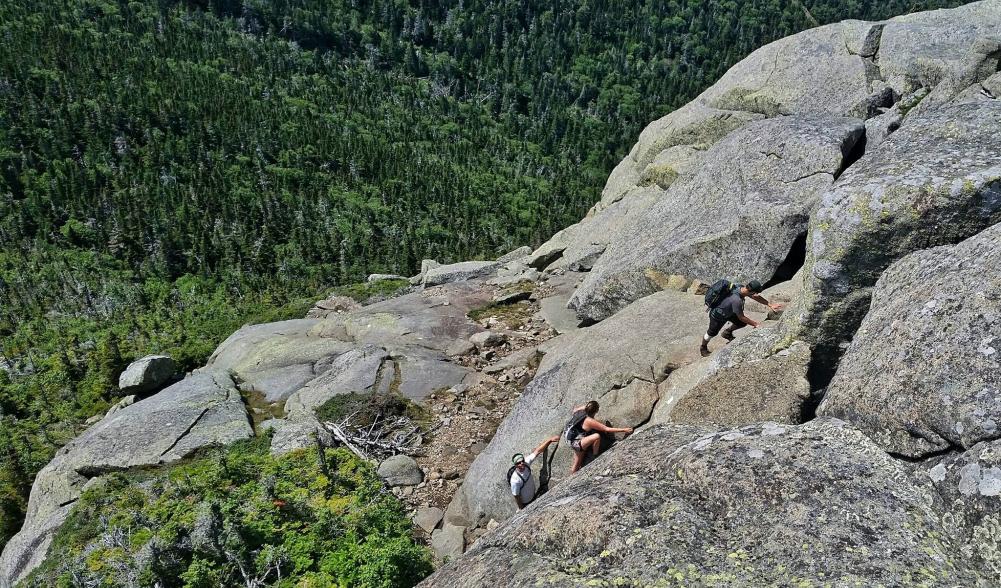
[3,2,1001,586]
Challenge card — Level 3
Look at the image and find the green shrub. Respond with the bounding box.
[330,279,411,304]
[25,436,432,588]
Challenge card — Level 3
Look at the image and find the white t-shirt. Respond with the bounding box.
[510,451,540,503]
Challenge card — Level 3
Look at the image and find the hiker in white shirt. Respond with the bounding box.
[510,435,560,509]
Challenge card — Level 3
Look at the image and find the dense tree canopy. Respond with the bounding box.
[0,0,968,550]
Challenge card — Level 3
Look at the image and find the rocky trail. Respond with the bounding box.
[4,1,1001,586]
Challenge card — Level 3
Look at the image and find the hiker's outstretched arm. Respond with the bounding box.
[751,294,783,311]
[584,417,633,435]
[737,313,760,328]
[532,435,560,455]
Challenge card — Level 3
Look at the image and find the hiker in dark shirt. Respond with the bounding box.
[699,280,783,357]
[564,400,633,474]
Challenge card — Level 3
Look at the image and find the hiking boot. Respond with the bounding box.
[721,328,735,343]
[699,341,710,357]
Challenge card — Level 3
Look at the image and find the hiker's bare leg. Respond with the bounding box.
[570,450,584,473]
[581,433,601,457]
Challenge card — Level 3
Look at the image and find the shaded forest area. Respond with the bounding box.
[0,0,967,546]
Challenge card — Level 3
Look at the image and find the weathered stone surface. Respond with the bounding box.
[267,414,333,456]
[0,371,252,586]
[570,116,864,323]
[702,21,876,117]
[283,345,389,417]
[925,440,1001,582]
[908,37,1001,116]
[786,100,1001,359]
[526,186,660,275]
[666,335,811,427]
[393,348,471,402]
[104,394,137,418]
[878,1,1001,93]
[423,261,499,287]
[378,454,424,486]
[208,319,353,377]
[447,290,717,528]
[118,354,176,395]
[307,295,361,318]
[237,363,317,403]
[864,106,903,149]
[818,224,1001,457]
[414,507,445,534]
[431,523,465,561]
[637,144,704,190]
[495,246,532,264]
[483,346,540,375]
[537,295,579,335]
[423,419,986,588]
[324,282,492,350]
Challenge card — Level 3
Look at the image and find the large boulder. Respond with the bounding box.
[0,370,252,587]
[818,223,1001,458]
[422,419,986,587]
[378,454,424,487]
[207,319,355,403]
[876,1,1001,94]
[659,334,812,427]
[782,100,1001,356]
[568,116,864,323]
[423,261,500,287]
[117,354,176,395]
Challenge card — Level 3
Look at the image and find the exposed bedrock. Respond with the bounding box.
[819,223,1001,458]
[781,100,1001,365]
[422,419,987,587]
[568,116,863,323]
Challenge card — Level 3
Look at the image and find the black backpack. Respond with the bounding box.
[704,279,736,311]
[506,465,529,488]
[563,410,587,443]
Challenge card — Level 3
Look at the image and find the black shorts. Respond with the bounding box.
[707,313,747,336]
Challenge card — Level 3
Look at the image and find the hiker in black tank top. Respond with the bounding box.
[563,400,634,474]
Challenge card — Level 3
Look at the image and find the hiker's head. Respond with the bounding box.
[512,453,527,470]
[741,280,763,296]
[584,400,599,417]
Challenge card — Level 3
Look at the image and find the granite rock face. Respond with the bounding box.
[423,419,985,588]
[783,101,1001,352]
[530,0,1001,325]
[819,223,1001,457]
[570,116,863,323]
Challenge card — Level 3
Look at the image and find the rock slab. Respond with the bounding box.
[117,354,176,395]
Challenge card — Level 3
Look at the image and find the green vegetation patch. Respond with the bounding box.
[24,436,432,588]
[316,390,432,431]
[468,300,535,329]
[331,279,412,304]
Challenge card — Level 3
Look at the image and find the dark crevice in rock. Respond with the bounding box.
[763,232,806,290]
[801,342,846,421]
[887,442,962,464]
[834,130,867,180]
[158,407,211,459]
